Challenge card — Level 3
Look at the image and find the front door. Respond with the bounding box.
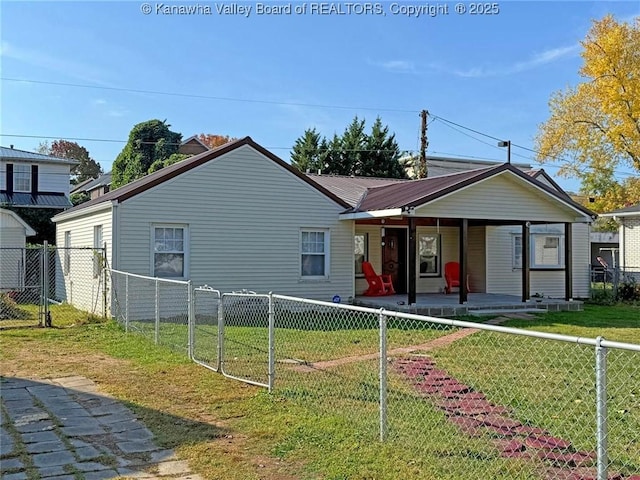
[382,228,407,294]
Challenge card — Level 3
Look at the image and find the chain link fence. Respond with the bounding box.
[591,265,640,302]
[108,271,640,480]
[1,244,105,328]
[109,269,191,355]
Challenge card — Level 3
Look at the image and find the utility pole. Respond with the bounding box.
[418,110,428,178]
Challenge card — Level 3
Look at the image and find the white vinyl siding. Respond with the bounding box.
[38,163,73,195]
[0,210,30,291]
[116,145,353,300]
[487,224,591,298]
[53,206,113,313]
[414,172,583,223]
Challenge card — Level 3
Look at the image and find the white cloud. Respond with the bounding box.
[369,59,417,73]
[449,44,580,78]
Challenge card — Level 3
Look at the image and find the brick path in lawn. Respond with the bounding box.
[311,313,639,480]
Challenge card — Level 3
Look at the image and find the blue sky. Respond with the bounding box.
[1,1,638,193]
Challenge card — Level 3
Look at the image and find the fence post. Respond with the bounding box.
[102,243,107,320]
[42,241,49,327]
[268,292,275,393]
[379,308,388,442]
[155,278,160,345]
[218,294,225,372]
[187,280,194,360]
[595,336,608,480]
[125,274,129,332]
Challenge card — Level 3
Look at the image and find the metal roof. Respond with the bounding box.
[0,192,73,208]
[307,174,407,207]
[352,163,596,218]
[0,146,79,165]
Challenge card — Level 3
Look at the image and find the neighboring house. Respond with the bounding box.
[71,172,112,200]
[0,208,36,292]
[53,137,596,316]
[1,145,78,209]
[600,204,640,280]
[178,135,209,156]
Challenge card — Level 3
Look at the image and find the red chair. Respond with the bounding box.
[444,261,470,294]
[362,261,395,296]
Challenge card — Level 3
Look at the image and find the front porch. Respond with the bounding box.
[353,293,583,317]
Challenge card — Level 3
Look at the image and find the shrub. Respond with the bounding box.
[617,277,640,302]
[589,288,617,306]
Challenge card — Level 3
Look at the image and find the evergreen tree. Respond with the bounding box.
[290,116,407,179]
[291,128,323,173]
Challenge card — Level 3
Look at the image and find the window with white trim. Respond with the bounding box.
[513,234,564,269]
[354,233,368,277]
[419,234,440,276]
[301,229,329,278]
[14,164,31,192]
[153,225,187,278]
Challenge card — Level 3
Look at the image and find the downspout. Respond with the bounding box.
[111,200,120,271]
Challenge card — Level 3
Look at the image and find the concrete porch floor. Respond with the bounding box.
[352,293,583,317]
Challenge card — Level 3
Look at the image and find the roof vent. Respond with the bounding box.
[10,144,14,149]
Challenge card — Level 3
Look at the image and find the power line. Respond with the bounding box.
[1,77,419,114]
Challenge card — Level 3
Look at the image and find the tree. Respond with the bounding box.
[291,116,408,179]
[291,128,323,173]
[37,140,102,184]
[112,120,182,188]
[535,15,640,219]
[197,133,236,149]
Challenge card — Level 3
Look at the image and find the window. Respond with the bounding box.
[93,225,103,278]
[14,164,31,192]
[513,234,563,269]
[153,226,187,278]
[64,231,71,275]
[513,235,523,268]
[354,233,368,276]
[419,234,440,276]
[301,229,329,278]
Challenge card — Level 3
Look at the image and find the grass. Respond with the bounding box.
[1,303,639,479]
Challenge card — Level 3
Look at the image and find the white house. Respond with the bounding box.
[0,208,36,292]
[52,137,596,316]
[600,204,640,280]
[1,145,78,209]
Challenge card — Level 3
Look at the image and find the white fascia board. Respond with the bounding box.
[600,211,640,218]
[51,201,114,223]
[339,208,404,220]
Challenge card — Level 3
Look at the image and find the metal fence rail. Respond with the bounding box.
[107,269,640,480]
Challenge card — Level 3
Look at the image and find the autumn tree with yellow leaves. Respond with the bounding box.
[535,15,640,229]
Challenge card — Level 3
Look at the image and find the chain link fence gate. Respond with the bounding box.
[0,243,106,329]
[192,286,222,372]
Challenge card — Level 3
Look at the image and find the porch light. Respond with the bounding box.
[498,140,511,164]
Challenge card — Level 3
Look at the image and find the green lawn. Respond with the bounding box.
[1,303,638,479]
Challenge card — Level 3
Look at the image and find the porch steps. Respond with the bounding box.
[468,307,547,317]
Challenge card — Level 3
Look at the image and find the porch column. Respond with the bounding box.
[564,222,573,300]
[459,218,468,304]
[408,217,417,305]
[522,222,530,302]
